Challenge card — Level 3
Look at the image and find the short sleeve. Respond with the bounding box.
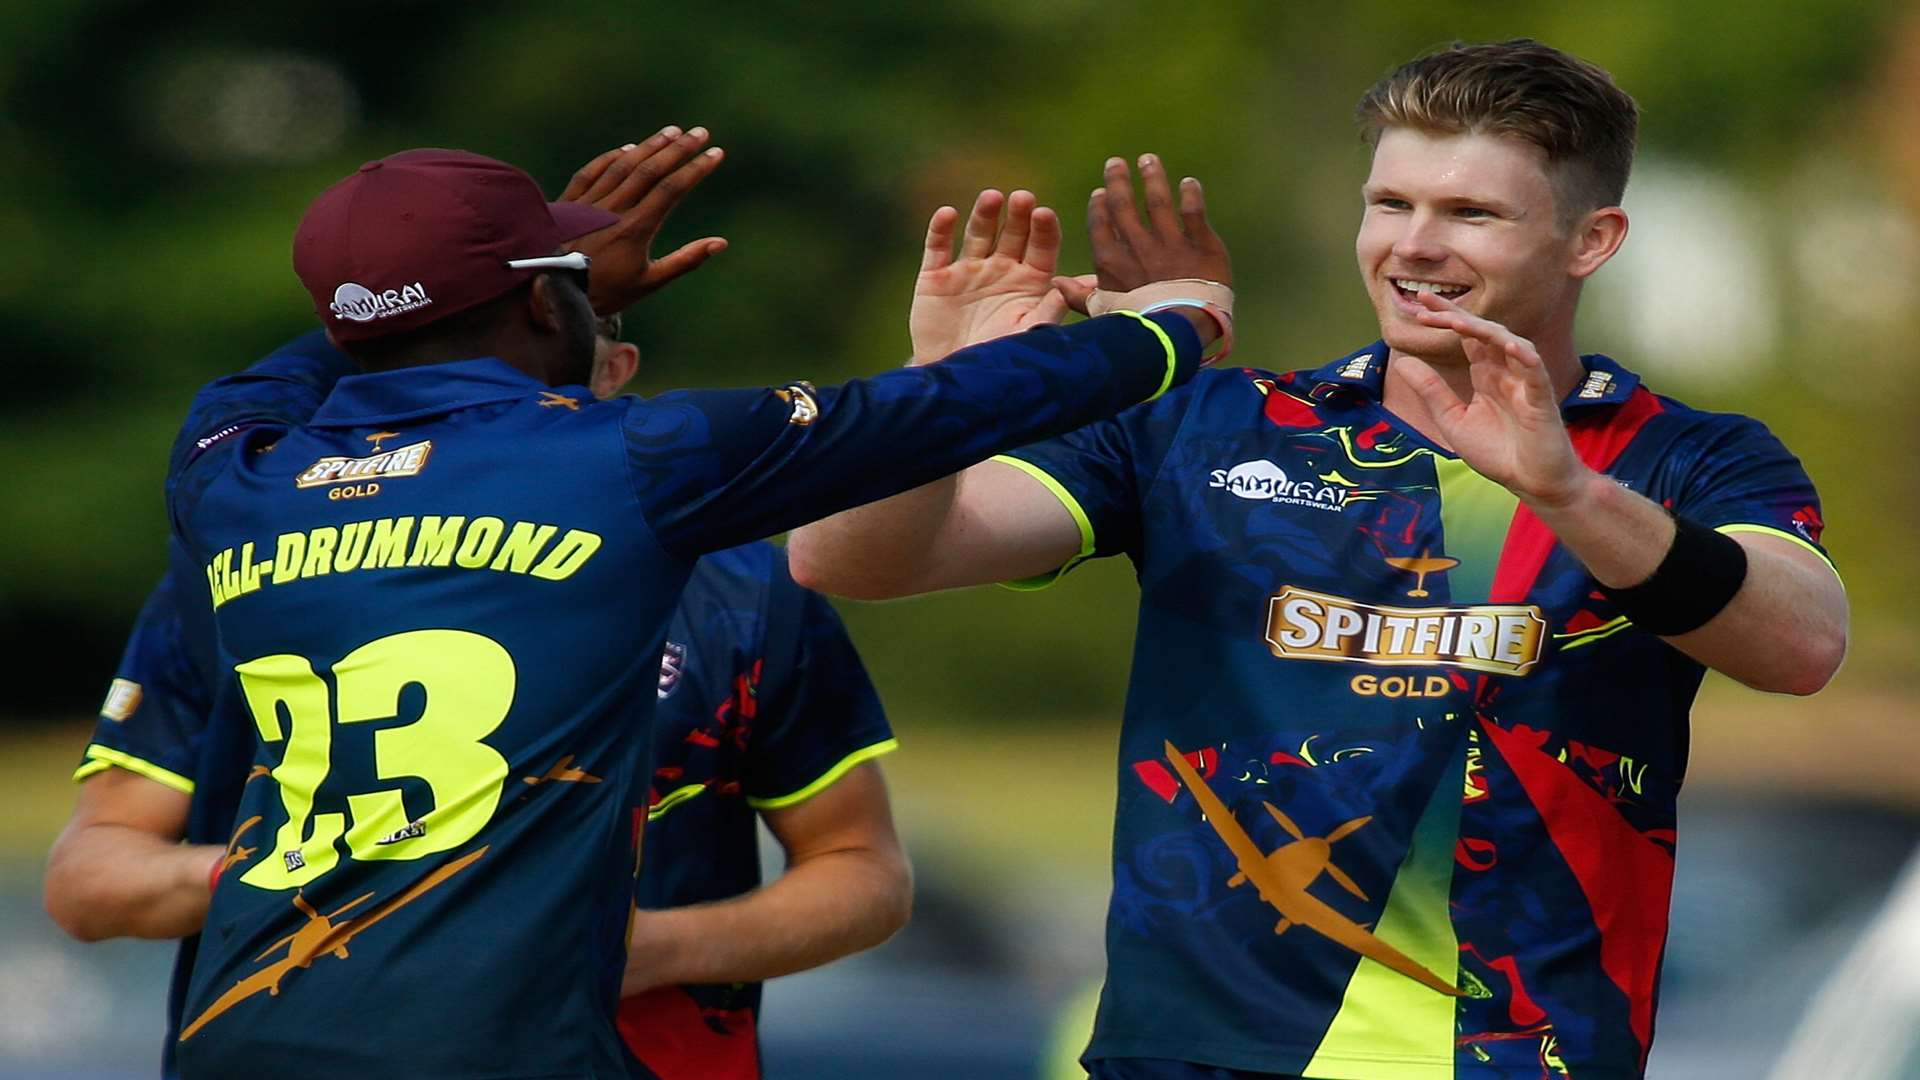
[1670,414,1834,572]
[73,572,211,794]
[994,375,1207,587]
[740,554,895,810]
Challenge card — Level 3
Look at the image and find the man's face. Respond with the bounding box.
[1356,128,1578,362]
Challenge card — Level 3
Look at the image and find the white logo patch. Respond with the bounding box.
[100,678,142,722]
[330,281,433,324]
[658,641,686,700]
[1208,460,1347,512]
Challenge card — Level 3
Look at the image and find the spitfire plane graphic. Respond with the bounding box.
[1163,741,1460,996]
[179,846,488,1040]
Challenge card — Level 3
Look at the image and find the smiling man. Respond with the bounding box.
[789,39,1847,1080]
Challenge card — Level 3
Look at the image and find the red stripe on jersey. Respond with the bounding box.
[1262,387,1322,429]
[1489,388,1664,603]
[1478,719,1673,1070]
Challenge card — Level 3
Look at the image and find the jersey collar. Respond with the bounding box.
[309,357,551,427]
[1305,342,1643,413]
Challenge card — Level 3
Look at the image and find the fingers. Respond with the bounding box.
[561,145,626,203]
[603,127,714,214]
[921,206,959,272]
[960,189,1005,259]
[994,190,1036,260]
[1179,176,1221,249]
[1391,355,1469,422]
[1101,157,1149,252]
[1086,187,1130,289]
[572,126,686,206]
[1052,274,1097,315]
[645,236,729,289]
[1137,154,1179,237]
[1412,291,1537,361]
[629,145,725,228]
[1024,206,1062,273]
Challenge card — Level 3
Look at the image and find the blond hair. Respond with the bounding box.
[1356,39,1639,220]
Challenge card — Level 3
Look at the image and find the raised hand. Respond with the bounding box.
[560,126,729,315]
[1396,292,1588,506]
[908,189,1076,365]
[1054,154,1231,312]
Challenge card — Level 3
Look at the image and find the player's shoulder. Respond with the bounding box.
[1628,378,1788,452]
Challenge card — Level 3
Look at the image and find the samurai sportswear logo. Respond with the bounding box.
[1209,460,1345,512]
[331,281,432,323]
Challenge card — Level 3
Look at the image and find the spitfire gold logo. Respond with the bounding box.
[1265,586,1545,676]
[295,436,432,493]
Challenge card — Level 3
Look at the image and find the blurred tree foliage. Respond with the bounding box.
[2,0,1913,719]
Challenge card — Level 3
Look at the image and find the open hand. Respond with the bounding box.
[1397,292,1588,506]
[1054,154,1231,313]
[561,126,729,315]
[909,189,1077,365]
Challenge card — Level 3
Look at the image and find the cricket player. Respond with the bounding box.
[160,128,1228,1078]
[48,323,909,1080]
[789,40,1848,1079]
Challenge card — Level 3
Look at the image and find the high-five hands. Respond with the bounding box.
[1397,293,1589,507]
[1056,154,1233,316]
[909,189,1071,366]
[561,126,730,316]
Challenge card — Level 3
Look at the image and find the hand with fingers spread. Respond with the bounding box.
[1397,291,1587,506]
[1053,154,1232,315]
[560,125,729,315]
[908,189,1077,366]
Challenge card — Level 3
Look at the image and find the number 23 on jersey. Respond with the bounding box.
[233,629,516,890]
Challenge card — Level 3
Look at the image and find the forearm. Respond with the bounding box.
[624,847,911,995]
[787,476,961,600]
[1529,470,1847,693]
[44,825,221,941]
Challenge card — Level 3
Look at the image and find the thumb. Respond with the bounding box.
[1027,289,1071,327]
[1052,274,1097,315]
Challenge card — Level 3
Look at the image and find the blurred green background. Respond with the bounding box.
[3,2,1917,1077]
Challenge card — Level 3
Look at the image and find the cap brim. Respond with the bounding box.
[550,200,621,242]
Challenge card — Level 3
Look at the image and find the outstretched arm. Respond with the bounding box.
[44,768,221,942]
[621,763,909,994]
[788,154,1230,598]
[1397,293,1847,695]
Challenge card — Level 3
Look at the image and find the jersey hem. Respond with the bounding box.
[746,738,898,810]
[988,455,1095,591]
[1086,1037,1643,1079]
[75,744,195,794]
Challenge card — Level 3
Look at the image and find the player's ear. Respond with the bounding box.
[591,342,640,399]
[1568,206,1628,281]
[525,274,563,333]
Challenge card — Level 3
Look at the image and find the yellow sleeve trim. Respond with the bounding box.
[74,744,195,794]
[646,782,710,822]
[1716,524,1843,583]
[1111,310,1180,402]
[747,738,899,811]
[989,455,1096,592]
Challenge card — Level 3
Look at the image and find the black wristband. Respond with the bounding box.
[1599,513,1748,636]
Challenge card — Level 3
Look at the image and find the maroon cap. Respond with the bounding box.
[292,149,620,341]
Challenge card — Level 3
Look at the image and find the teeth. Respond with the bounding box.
[1392,279,1467,295]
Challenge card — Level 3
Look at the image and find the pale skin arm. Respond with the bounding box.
[44,768,224,942]
[621,762,910,995]
[788,154,1229,598]
[1397,293,1848,695]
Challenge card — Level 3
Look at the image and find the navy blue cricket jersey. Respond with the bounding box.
[997,343,1835,1078]
[616,541,893,1080]
[164,310,1199,1079]
[75,540,886,1080]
